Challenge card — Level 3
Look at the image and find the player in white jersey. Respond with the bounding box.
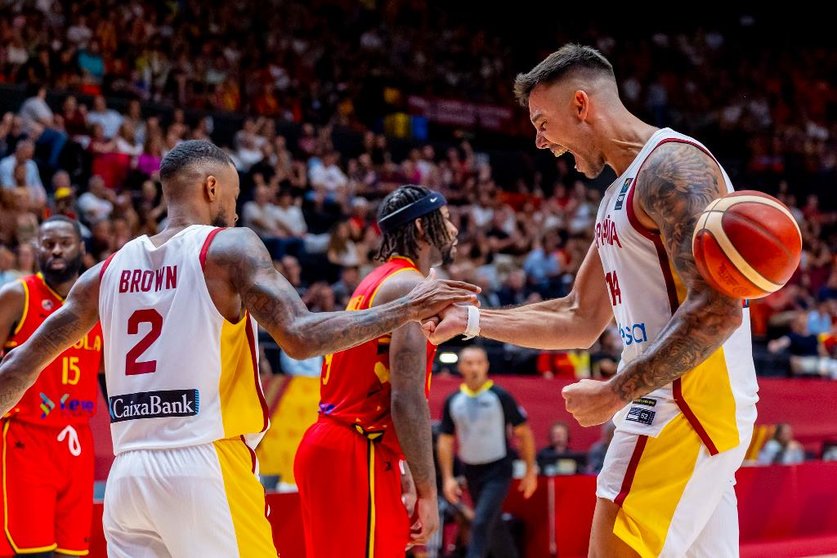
[0,140,479,558]
[424,45,758,557]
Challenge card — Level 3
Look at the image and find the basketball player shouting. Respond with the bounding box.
[424,44,758,558]
[0,140,479,557]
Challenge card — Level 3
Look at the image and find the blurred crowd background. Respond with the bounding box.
[0,1,835,384]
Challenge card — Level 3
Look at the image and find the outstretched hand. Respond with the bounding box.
[562,379,625,427]
[406,269,480,322]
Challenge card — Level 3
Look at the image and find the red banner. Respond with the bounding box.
[407,95,515,131]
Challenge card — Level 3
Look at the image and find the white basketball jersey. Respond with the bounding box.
[99,225,268,454]
[595,128,759,454]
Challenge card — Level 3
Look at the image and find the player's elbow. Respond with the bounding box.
[726,306,744,332]
[573,332,600,351]
[391,388,423,418]
[276,328,315,360]
[282,339,314,360]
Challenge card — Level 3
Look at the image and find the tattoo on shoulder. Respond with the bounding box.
[636,143,724,283]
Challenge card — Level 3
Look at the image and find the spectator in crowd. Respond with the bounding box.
[757,423,806,465]
[18,84,68,169]
[309,150,349,200]
[60,95,90,140]
[5,187,39,246]
[536,421,586,474]
[807,299,833,336]
[589,327,621,378]
[326,220,360,268]
[0,245,19,286]
[438,345,538,558]
[77,175,115,225]
[50,185,91,239]
[241,180,286,257]
[331,265,360,308]
[12,161,47,213]
[0,140,44,192]
[86,95,123,139]
[768,311,829,376]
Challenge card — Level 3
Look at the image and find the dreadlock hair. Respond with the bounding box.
[375,185,451,262]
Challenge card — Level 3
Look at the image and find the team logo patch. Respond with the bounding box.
[42,299,54,311]
[614,178,632,210]
[626,406,656,426]
[109,389,199,423]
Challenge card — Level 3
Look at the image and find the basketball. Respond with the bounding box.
[692,190,802,299]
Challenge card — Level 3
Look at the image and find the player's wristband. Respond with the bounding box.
[462,305,480,340]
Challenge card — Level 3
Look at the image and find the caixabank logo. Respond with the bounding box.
[109,389,199,423]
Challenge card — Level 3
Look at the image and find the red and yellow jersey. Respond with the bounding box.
[319,256,436,455]
[3,273,103,426]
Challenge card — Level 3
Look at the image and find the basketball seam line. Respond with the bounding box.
[710,197,802,243]
[703,213,782,292]
[723,211,795,261]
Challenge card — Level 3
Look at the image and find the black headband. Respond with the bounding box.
[378,192,447,234]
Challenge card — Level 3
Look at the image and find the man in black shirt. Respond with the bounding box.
[438,346,537,558]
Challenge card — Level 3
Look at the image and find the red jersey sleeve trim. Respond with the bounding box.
[99,252,116,281]
[199,227,225,271]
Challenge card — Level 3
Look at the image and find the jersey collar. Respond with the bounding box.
[460,379,493,397]
[36,272,65,302]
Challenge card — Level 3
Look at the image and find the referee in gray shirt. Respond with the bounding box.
[438,346,537,558]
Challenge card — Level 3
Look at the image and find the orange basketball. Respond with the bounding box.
[692,190,802,299]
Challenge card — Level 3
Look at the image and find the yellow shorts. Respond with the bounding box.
[597,411,754,557]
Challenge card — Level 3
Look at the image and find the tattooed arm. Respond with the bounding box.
[207,227,478,359]
[374,271,439,544]
[563,142,741,426]
[0,264,102,415]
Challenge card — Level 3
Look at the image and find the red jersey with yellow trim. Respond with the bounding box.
[3,273,103,426]
[319,256,436,455]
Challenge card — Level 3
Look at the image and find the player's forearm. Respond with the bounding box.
[0,305,97,414]
[609,291,742,402]
[479,296,602,350]
[279,299,415,359]
[437,435,456,481]
[0,352,41,415]
[392,390,436,497]
[515,425,537,473]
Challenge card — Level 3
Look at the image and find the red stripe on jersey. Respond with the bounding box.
[199,227,224,271]
[245,317,270,433]
[241,434,257,473]
[614,435,648,507]
[625,162,680,312]
[99,252,116,281]
[626,137,724,455]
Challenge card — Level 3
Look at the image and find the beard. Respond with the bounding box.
[439,243,457,266]
[40,252,83,284]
